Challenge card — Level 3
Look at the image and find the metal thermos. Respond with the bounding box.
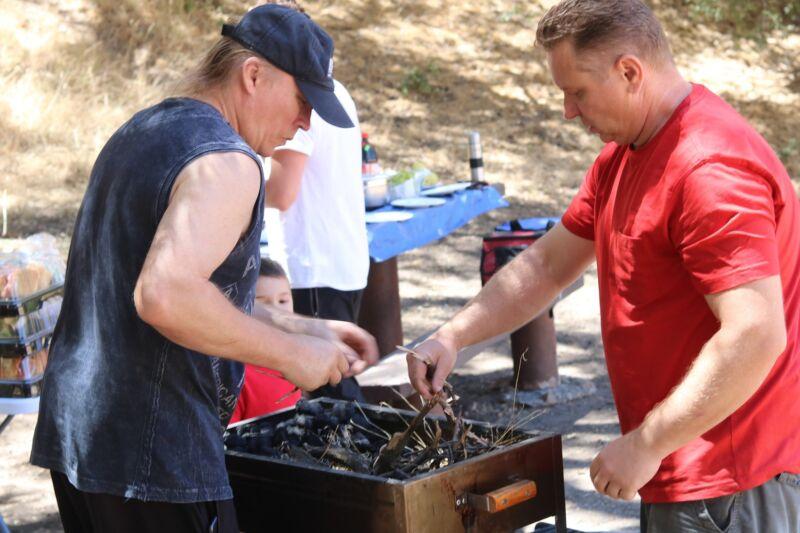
[468,131,484,182]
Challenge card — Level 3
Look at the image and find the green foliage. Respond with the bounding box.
[496,3,532,23]
[180,0,224,14]
[779,137,800,165]
[400,62,442,97]
[678,0,800,38]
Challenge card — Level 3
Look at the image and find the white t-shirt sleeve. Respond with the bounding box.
[274,121,315,156]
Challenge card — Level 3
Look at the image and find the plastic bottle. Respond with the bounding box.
[361,133,380,175]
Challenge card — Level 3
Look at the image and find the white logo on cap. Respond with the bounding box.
[327,58,333,78]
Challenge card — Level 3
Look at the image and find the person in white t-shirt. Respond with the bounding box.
[268,79,370,401]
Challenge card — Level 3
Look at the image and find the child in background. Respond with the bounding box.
[229,258,301,423]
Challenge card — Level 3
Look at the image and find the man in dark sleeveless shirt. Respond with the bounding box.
[30,5,378,532]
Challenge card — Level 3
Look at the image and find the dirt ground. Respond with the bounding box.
[2,0,800,531]
[1,227,637,532]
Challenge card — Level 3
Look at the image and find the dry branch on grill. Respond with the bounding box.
[225,392,537,480]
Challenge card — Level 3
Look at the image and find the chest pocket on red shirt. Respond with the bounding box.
[610,230,684,308]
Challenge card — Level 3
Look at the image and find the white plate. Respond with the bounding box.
[421,182,472,197]
[390,197,447,209]
[365,210,414,223]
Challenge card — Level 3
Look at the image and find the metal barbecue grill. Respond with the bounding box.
[225,399,567,532]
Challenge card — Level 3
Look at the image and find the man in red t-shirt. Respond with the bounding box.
[408,0,800,530]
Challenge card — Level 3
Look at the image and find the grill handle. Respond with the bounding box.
[459,479,538,513]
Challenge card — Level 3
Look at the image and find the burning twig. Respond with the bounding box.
[353,401,392,440]
[373,392,443,474]
[388,387,436,443]
[306,446,371,473]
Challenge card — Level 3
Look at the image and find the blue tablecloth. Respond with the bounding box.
[367,186,508,262]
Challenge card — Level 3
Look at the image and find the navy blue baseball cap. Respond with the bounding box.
[221,4,353,128]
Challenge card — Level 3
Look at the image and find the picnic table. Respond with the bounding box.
[357,184,508,356]
[0,397,39,436]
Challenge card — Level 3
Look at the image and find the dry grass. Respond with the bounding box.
[0,0,235,238]
[1,0,799,242]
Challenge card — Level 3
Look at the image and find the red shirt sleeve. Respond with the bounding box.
[561,165,597,240]
[561,145,619,241]
[671,162,780,294]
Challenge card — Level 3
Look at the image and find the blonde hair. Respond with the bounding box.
[175,34,260,96]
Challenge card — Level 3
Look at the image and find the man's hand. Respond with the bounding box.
[589,428,664,500]
[281,334,352,391]
[407,332,459,400]
[324,320,379,377]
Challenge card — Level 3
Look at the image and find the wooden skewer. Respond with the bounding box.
[395,345,454,391]
[395,345,433,365]
[275,386,301,404]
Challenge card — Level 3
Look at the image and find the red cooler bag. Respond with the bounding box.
[480,218,556,285]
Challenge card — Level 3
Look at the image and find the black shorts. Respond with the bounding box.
[50,471,239,533]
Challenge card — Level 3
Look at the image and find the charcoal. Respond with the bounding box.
[331,402,348,422]
[224,399,527,480]
[246,435,260,454]
[224,433,246,451]
[324,402,356,425]
[286,445,318,465]
[284,425,305,446]
[293,415,315,429]
[273,422,291,445]
[319,413,340,428]
[303,432,325,447]
[255,434,273,455]
[350,411,371,429]
[295,399,323,417]
[351,432,370,449]
[306,446,371,473]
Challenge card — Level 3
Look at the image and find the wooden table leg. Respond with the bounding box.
[510,306,559,389]
[0,415,13,436]
[358,258,403,357]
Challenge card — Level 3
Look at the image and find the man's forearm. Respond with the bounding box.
[408,225,594,399]
[251,302,334,340]
[438,241,577,349]
[636,323,785,458]
[136,276,298,371]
